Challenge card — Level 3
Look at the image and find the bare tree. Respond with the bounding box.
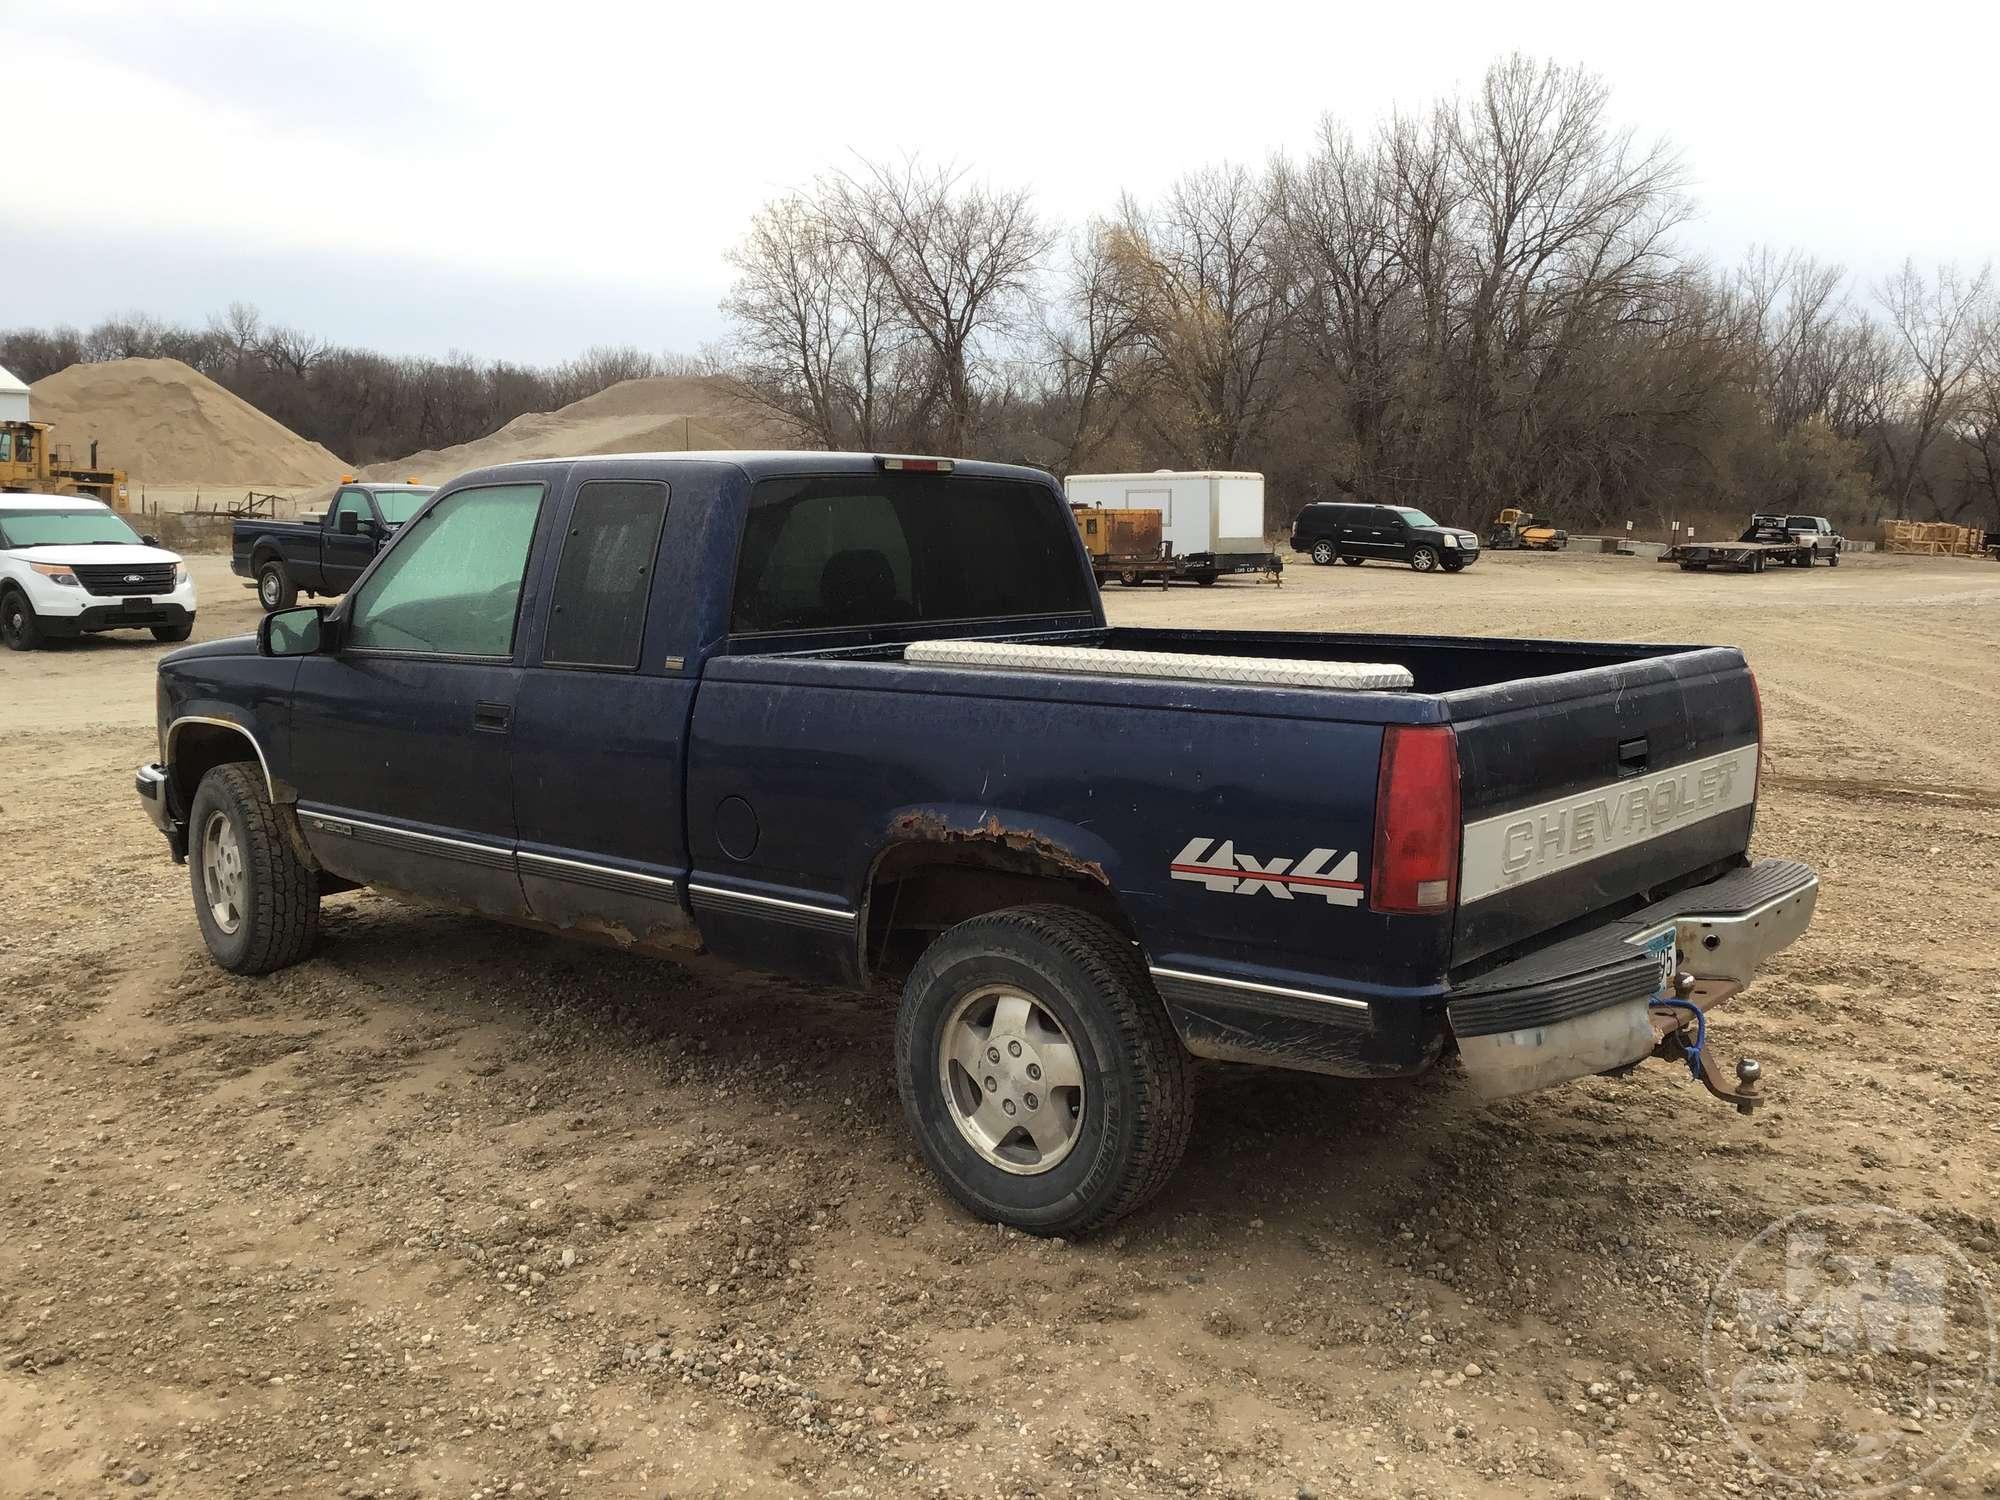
[1111,162,1294,467]
[1037,223,1144,472]
[258,324,332,380]
[1874,259,1994,517]
[826,156,1052,453]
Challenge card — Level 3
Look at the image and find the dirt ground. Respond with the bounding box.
[3,549,1997,1499]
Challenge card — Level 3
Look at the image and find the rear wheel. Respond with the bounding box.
[1,590,44,651]
[1309,539,1335,565]
[1749,554,1766,574]
[1410,545,1440,573]
[188,763,320,975]
[1118,569,1140,587]
[1680,562,1707,571]
[257,559,296,612]
[896,905,1192,1237]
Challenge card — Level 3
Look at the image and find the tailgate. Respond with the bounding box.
[1446,647,1759,967]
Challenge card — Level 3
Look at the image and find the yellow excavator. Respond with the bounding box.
[1486,506,1568,551]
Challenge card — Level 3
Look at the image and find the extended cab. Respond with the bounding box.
[233,481,435,610]
[2,493,196,649]
[137,453,1819,1234]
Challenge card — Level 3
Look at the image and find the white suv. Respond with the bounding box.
[0,493,199,650]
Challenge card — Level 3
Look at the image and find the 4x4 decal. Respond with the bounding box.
[1170,837,1364,906]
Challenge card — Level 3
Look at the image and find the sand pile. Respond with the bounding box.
[27,358,348,487]
[359,375,789,483]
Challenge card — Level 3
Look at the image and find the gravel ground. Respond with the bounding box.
[2,548,1996,1499]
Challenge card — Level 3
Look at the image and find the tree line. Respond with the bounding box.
[7,54,1995,530]
[721,55,1999,532]
[0,306,697,466]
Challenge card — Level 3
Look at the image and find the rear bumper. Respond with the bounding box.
[1447,858,1818,1099]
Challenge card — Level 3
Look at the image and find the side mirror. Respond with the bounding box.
[336,510,359,536]
[140,533,159,546]
[260,605,330,657]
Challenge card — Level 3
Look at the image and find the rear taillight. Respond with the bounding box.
[1370,724,1461,914]
[1747,669,1763,830]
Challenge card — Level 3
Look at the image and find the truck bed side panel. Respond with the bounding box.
[686,659,1452,1011]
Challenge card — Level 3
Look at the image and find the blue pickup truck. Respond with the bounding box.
[232,481,435,610]
[136,452,1819,1234]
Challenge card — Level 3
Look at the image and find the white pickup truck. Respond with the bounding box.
[0,493,198,649]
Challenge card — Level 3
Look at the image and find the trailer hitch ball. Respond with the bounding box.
[1736,1058,1761,1085]
[1673,970,1696,997]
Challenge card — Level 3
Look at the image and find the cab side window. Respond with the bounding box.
[542,480,670,670]
[346,483,544,656]
[331,489,374,532]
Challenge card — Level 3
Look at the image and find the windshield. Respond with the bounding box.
[0,508,144,548]
[1393,508,1441,529]
[372,487,434,525]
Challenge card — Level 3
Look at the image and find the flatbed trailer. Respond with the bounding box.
[1663,540,1807,573]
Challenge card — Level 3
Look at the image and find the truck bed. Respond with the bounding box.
[704,621,1757,979]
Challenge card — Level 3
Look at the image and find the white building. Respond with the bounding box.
[0,364,29,424]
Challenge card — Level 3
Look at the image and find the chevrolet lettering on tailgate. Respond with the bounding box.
[1460,746,1758,901]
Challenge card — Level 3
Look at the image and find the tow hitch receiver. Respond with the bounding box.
[1649,975,1765,1115]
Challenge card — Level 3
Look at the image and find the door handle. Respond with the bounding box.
[472,701,512,733]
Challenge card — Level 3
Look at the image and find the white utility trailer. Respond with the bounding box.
[1063,471,1281,582]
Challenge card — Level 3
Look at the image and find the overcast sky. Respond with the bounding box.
[10,0,1996,366]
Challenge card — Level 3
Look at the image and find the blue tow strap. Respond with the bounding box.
[1649,997,1707,1080]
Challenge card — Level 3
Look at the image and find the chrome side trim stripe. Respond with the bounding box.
[517,850,682,899]
[1147,965,1373,1013]
[298,810,515,871]
[686,883,857,921]
[686,882,857,935]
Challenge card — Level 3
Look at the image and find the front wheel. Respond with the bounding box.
[1309,538,1336,565]
[1,590,44,651]
[1828,549,1840,567]
[258,560,296,612]
[895,906,1193,1237]
[1441,556,1465,573]
[1339,554,1365,567]
[1410,545,1440,573]
[188,763,320,974]
[152,619,194,643]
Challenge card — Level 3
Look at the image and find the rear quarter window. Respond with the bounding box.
[542,480,670,669]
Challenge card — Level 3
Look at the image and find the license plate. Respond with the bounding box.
[124,596,150,607]
[1641,927,1677,1000]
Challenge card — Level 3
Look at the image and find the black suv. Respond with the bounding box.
[1290,503,1482,573]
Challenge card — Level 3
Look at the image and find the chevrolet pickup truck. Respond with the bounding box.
[136,452,1819,1235]
[233,481,434,610]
